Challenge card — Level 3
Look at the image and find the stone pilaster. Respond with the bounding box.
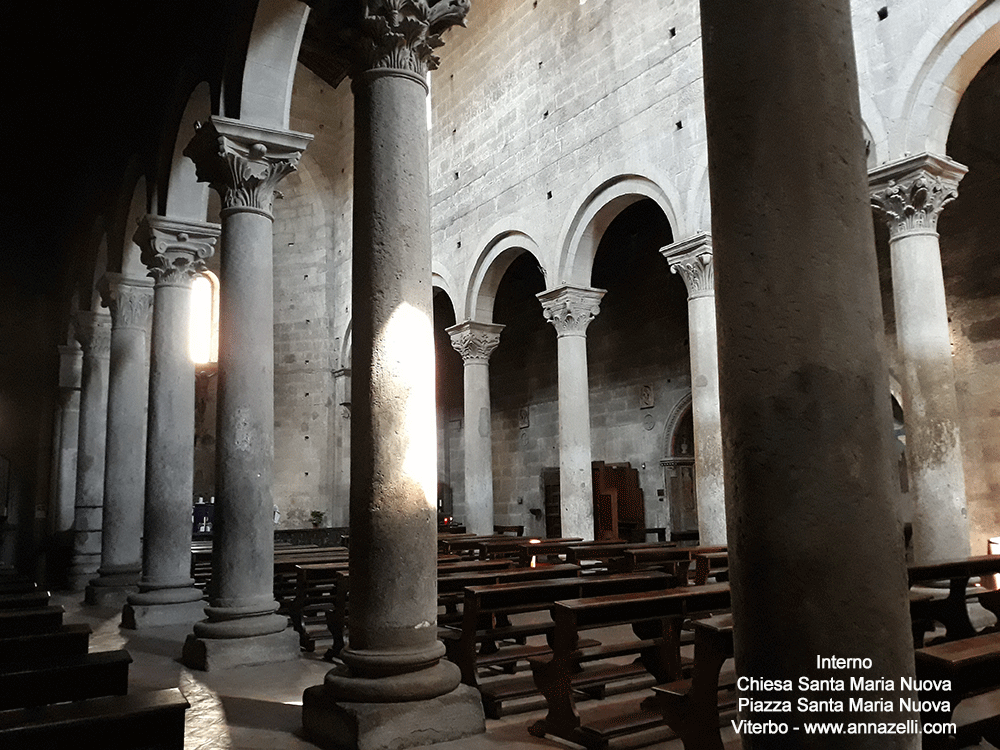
[122,216,218,629]
[179,117,311,669]
[69,310,112,590]
[53,342,83,535]
[447,321,504,535]
[662,234,726,546]
[302,3,485,748]
[870,153,970,563]
[86,274,153,605]
[700,0,918,742]
[537,285,604,542]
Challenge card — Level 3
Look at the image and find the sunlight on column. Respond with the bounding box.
[385,302,437,510]
[189,274,212,363]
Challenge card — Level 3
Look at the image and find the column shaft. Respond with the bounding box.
[87,275,153,605]
[538,286,604,542]
[663,235,727,546]
[54,344,83,534]
[181,116,311,669]
[69,311,111,590]
[124,217,217,628]
[700,0,917,746]
[870,154,970,563]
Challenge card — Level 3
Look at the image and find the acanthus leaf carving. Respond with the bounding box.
[352,0,470,76]
[98,274,154,331]
[537,285,605,337]
[74,310,113,358]
[662,234,715,300]
[447,321,504,364]
[868,153,966,241]
[135,216,219,287]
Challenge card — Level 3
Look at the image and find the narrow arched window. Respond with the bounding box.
[189,270,219,363]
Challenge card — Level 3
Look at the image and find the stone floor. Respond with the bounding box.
[52,593,998,750]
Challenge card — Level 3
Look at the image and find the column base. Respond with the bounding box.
[122,599,205,629]
[302,682,485,750]
[67,558,100,592]
[84,581,137,607]
[181,628,300,671]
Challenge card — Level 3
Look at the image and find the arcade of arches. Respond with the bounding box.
[2,0,998,747]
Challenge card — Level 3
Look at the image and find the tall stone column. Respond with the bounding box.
[302,2,485,747]
[179,117,311,669]
[123,216,218,629]
[86,275,154,605]
[53,342,83,534]
[700,0,918,746]
[870,154,970,563]
[662,234,726,546]
[447,321,503,535]
[537,285,604,542]
[69,310,112,590]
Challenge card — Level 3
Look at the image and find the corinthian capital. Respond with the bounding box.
[355,0,470,76]
[661,233,714,300]
[869,153,967,240]
[74,310,113,358]
[98,274,154,331]
[135,216,219,287]
[537,285,605,337]
[183,117,313,218]
[447,321,504,364]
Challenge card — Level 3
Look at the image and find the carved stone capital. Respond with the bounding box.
[662,233,715,300]
[74,310,113,358]
[98,274,154,331]
[183,117,313,219]
[58,341,83,390]
[537,285,605,337]
[135,216,219,287]
[447,321,504,364]
[869,153,967,240]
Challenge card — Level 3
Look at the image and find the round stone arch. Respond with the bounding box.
[105,160,150,279]
[233,0,310,130]
[465,229,545,323]
[662,391,694,461]
[432,263,459,311]
[77,216,110,313]
[556,172,684,287]
[890,0,1000,158]
[156,79,214,222]
[660,391,697,536]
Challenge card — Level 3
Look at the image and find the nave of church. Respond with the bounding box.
[1,0,999,748]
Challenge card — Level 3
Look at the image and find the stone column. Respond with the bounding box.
[700,0,918,745]
[86,275,154,605]
[662,234,726,546]
[302,2,484,747]
[53,342,83,534]
[122,216,218,629]
[537,285,604,542]
[332,367,351,529]
[870,154,970,563]
[69,310,112,590]
[178,117,311,669]
[447,321,504,535]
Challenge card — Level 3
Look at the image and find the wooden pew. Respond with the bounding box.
[648,614,737,750]
[529,582,731,749]
[914,630,1000,749]
[694,551,729,586]
[445,571,674,719]
[324,563,584,659]
[620,545,727,582]
[0,623,92,663]
[0,688,189,750]
[564,540,678,567]
[0,649,133,710]
[908,555,1000,646]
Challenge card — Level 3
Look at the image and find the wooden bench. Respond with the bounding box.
[443,571,674,718]
[908,555,1000,646]
[915,630,1000,749]
[619,545,727,583]
[0,606,65,637]
[0,687,189,750]
[529,582,731,749]
[0,590,51,610]
[0,649,132,710]
[0,623,92,664]
[493,525,524,536]
[564,540,678,567]
[648,614,737,750]
[694,551,729,586]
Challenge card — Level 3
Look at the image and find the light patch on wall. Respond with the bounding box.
[189,272,219,363]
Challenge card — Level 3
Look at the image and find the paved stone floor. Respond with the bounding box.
[53,593,998,750]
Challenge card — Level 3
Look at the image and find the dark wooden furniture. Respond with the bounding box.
[908,555,1000,646]
[529,582,731,749]
[914,630,1000,749]
[592,461,646,541]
